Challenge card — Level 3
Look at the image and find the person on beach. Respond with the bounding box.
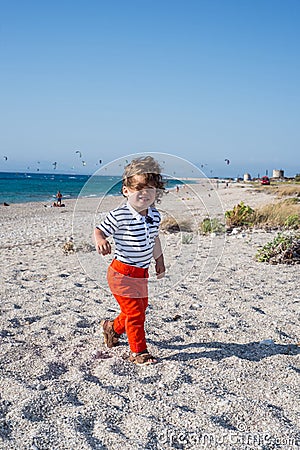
[94,156,166,365]
[56,190,62,206]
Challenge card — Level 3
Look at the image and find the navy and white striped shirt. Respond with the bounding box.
[97,202,161,268]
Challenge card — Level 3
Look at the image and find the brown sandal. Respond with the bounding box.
[101,320,121,348]
[129,350,157,365]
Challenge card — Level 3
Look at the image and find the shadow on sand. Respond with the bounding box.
[154,339,300,362]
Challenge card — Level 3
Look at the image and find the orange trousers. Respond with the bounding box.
[107,259,149,353]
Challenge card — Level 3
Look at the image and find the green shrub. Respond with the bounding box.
[255,233,300,264]
[199,217,225,235]
[284,214,300,229]
[181,234,193,244]
[225,202,254,228]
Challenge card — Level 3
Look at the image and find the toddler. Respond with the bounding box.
[94,156,165,365]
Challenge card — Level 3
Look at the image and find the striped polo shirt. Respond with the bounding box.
[97,202,161,268]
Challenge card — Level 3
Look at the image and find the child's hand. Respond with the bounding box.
[96,238,111,255]
[155,257,165,279]
[153,238,165,278]
[94,228,111,255]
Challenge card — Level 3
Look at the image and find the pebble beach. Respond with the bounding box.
[0,180,299,450]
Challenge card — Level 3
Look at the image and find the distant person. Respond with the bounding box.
[56,190,62,206]
[176,185,180,193]
[94,156,166,365]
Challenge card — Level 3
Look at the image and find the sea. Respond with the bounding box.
[0,172,191,204]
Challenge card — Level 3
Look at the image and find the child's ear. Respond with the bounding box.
[122,185,129,197]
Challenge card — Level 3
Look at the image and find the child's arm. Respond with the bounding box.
[153,236,165,279]
[94,227,111,255]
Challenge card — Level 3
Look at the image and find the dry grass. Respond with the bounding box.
[63,240,75,254]
[253,200,300,228]
[275,186,300,198]
[160,216,193,233]
[251,184,300,198]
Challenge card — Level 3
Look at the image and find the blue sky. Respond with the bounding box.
[1,0,299,177]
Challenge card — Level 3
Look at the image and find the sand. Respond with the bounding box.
[0,180,299,450]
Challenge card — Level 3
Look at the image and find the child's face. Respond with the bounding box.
[123,174,157,213]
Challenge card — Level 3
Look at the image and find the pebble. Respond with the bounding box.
[190,303,201,309]
[259,339,275,346]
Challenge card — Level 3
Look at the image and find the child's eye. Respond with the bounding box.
[133,185,155,191]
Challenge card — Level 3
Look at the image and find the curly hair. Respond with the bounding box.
[122,156,166,202]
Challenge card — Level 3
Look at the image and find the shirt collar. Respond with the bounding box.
[126,201,154,222]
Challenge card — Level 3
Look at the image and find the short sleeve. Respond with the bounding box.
[97,211,119,237]
[152,208,161,238]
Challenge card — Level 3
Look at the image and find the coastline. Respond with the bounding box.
[0,172,198,205]
[1,182,299,449]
